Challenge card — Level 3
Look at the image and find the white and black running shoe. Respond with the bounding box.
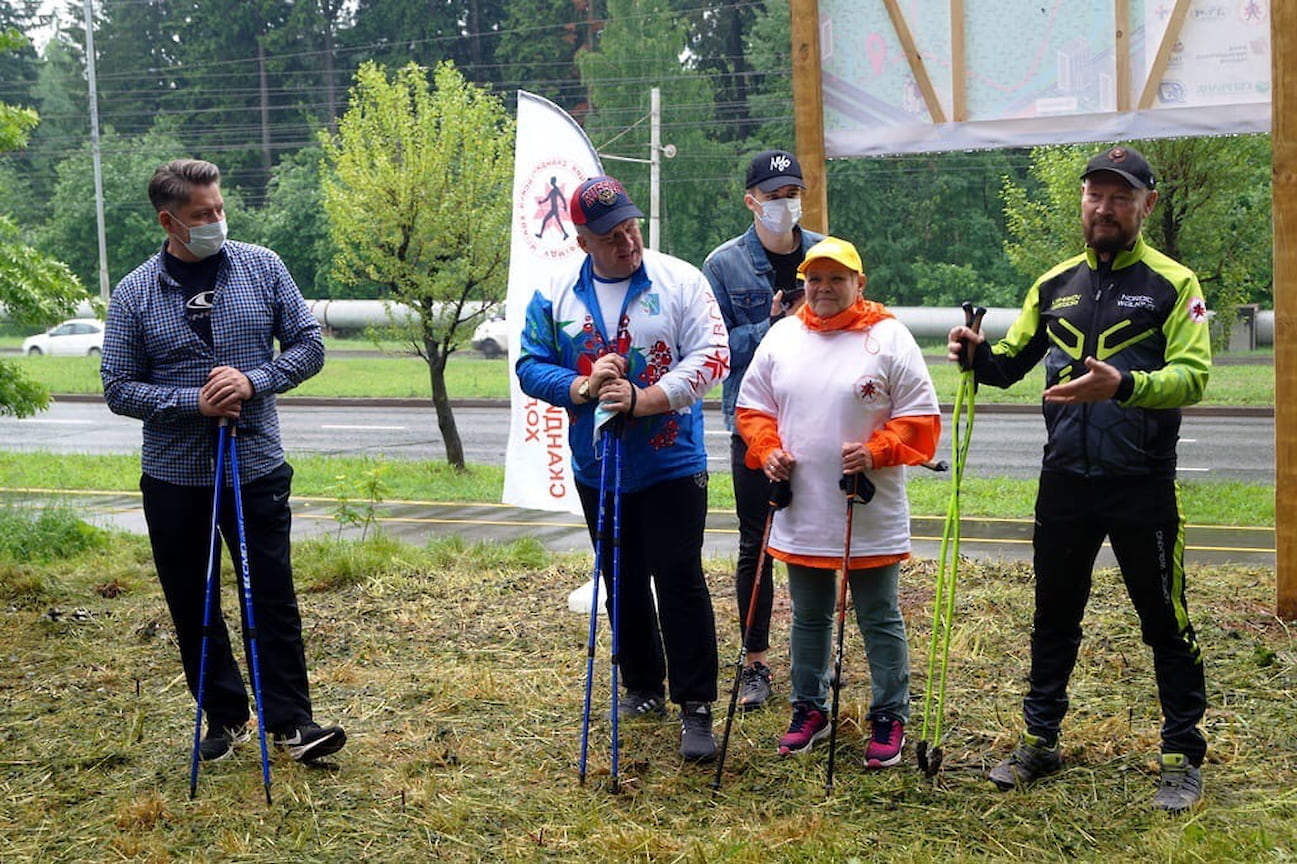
[272,722,347,762]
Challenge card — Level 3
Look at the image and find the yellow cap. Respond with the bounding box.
[796,236,864,277]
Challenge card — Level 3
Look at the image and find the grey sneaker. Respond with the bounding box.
[989,732,1062,790]
[1152,753,1203,812]
[605,690,668,722]
[680,702,716,762]
[199,721,250,762]
[737,662,773,711]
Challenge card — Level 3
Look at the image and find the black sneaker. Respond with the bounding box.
[272,721,347,762]
[737,662,773,711]
[605,690,668,722]
[989,732,1062,790]
[199,722,250,762]
[680,702,716,762]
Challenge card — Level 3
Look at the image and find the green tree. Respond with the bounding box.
[244,146,343,299]
[577,0,737,265]
[1002,138,1273,318]
[321,61,514,469]
[0,28,85,418]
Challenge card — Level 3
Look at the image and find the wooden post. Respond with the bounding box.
[1274,0,1296,620]
[1114,0,1130,111]
[790,0,828,233]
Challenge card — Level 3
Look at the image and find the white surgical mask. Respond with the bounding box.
[170,213,228,259]
[756,197,802,234]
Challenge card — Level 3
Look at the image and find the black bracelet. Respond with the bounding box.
[627,384,638,417]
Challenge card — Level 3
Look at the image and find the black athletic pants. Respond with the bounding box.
[730,434,774,655]
[577,470,719,706]
[141,463,313,734]
[1024,470,1207,766]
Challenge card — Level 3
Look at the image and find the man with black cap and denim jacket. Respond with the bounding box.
[701,150,824,712]
[516,175,730,763]
[947,145,1212,812]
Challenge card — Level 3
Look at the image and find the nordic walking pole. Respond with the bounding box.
[917,302,986,777]
[227,425,273,805]
[825,471,875,795]
[189,418,228,799]
[578,427,614,787]
[608,419,625,794]
[711,479,793,794]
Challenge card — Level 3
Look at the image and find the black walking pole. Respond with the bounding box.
[711,479,792,794]
[227,426,274,805]
[189,419,228,799]
[825,472,874,795]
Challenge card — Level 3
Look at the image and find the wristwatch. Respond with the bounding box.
[577,378,592,402]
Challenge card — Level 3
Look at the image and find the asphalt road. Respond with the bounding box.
[0,397,1276,485]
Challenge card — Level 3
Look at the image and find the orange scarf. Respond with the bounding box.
[798,296,894,332]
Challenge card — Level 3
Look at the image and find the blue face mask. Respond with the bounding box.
[170,213,228,259]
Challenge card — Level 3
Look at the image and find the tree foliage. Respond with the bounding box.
[0,26,84,418]
[322,60,514,468]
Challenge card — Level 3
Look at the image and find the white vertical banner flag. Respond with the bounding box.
[502,91,602,515]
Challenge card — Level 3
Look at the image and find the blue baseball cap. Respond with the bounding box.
[569,176,644,234]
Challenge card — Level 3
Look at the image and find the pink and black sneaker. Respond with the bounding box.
[864,715,905,768]
[778,701,829,756]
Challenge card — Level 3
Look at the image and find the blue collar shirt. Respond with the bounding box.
[101,240,324,486]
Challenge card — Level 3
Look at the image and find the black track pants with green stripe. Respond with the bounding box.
[1023,471,1207,766]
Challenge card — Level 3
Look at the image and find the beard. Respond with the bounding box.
[1084,218,1136,254]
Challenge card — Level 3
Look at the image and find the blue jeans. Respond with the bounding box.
[786,562,910,723]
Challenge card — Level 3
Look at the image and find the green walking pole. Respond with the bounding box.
[917,302,985,777]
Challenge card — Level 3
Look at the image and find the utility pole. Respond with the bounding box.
[82,0,110,301]
[650,87,661,251]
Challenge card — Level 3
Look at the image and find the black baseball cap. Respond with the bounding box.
[569,176,644,235]
[1081,146,1156,190]
[745,149,806,193]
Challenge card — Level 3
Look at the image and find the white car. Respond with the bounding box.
[22,319,106,357]
[471,314,508,357]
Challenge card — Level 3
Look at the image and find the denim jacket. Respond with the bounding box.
[702,224,824,431]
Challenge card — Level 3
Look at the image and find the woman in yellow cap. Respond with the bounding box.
[735,236,940,768]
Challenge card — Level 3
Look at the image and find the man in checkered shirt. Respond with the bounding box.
[102,159,345,764]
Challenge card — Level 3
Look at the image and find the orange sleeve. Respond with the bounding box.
[735,407,782,470]
[864,414,941,468]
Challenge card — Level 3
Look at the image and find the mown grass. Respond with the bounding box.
[9,351,1277,406]
[0,511,1292,862]
[0,451,1276,527]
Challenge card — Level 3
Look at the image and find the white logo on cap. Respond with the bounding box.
[770,154,791,173]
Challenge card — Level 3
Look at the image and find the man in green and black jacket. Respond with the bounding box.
[947,146,1211,813]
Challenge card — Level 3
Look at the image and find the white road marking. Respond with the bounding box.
[321,424,406,430]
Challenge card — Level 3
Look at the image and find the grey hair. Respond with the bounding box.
[148,159,221,211]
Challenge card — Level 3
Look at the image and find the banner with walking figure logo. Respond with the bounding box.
[502,91,602,514]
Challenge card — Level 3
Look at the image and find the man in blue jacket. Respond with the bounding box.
[516,176,731,762]
[702,150,823,710]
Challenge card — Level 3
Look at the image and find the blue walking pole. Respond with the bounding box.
[227,425,274,805]
[578,427,614,786]
[189,419,228,799]
[608,424,624,794]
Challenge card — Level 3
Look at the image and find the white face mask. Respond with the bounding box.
[170,214,228,259]
[756,197,802,234]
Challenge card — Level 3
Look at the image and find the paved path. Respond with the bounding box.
[2,488,1274,569]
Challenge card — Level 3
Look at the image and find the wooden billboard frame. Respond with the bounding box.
[789,0,1293,618]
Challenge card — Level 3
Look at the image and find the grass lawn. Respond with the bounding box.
[0,508,1292,862]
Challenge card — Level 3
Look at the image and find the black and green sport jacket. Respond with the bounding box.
[972,235,1212,479]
